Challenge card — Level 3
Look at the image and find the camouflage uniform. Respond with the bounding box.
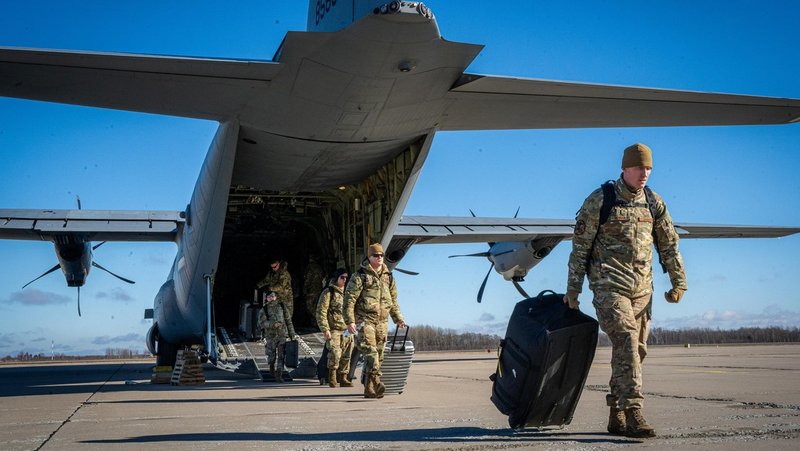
[567,177,686,410]
[343,261,403,378]
[303,259,326,322]
[256,262,294,318]
[316,283,354,376]
[258,297,296,376]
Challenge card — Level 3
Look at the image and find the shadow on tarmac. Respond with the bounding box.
[80,427,635,445]
[0,362,262,397]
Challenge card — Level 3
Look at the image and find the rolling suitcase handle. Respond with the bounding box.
[390,325,410,352]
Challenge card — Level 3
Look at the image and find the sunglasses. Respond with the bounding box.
[371,253,384,258]
[338,275,348,280]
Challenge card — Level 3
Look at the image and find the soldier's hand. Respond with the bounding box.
[396,320,406,329]
[347,323,357,335]
[293,335,300,341]
[323,330,331,340]
[665,288,684,303]
[563,290,580,310]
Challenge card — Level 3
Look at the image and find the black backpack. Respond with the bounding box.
[592,181,666,273]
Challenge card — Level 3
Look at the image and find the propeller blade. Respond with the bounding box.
[449,252,490,258]
[92,241,106,250]
[21,264,61,289]
[77,286,82,317]
[76,195,82,210]
[394,267,419,276]
[492,249,516,257]
[512,279,530,299]
[469,209,477,217]
[91,261,135,284]
[477,262,494,303]
[514,206,520,218]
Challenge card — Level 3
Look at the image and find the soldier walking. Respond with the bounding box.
[258,291,298,383]
[316,268,355,388]
[344,243,406,399]
[256,258,295,319]
[564,143,686,438]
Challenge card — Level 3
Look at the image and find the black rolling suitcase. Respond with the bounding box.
[316,345,330,384]
[490,290,598,430]
[283,339,299,368]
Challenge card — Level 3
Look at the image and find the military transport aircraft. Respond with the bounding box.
[2,1,800,367]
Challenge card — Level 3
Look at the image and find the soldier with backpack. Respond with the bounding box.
[316,268,354,388]
[344,243,406,399]
[564,143,687,438]
[258,291,298,383]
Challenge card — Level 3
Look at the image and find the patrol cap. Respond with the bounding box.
[368,243,384,256]
[622,143,653,169]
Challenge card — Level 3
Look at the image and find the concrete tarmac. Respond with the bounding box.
[1,344,799,450]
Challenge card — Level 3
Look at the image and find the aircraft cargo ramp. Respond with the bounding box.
[215,327,326,382]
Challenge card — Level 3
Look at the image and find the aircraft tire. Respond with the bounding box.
[156,338,179,367]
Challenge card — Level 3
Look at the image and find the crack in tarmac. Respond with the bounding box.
[659,425,800,441]
[585,384,800,411]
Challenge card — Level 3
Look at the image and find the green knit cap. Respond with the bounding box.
[622,143,653,169]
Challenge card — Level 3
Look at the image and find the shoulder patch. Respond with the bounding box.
[575,219,587,235]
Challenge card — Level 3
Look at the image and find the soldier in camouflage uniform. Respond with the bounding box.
[344,243,406,399]
[565,143,686,438]
[303,256,326,323]
[316,268,355,388]
[256,258,295,319]
[258,291,297,383]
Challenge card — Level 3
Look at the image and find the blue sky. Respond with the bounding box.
[1,1,799,356]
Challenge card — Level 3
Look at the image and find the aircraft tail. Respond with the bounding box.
[308,1,411,32]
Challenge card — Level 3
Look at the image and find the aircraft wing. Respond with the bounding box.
[440,74,800,130]
[0,47,281,120]
[393,216,800,245]
[0,209,185,242]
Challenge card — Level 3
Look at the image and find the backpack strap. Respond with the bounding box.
[599,180,616,226]
[588,181,666,273]
[586,181,615,269]
[358,267,393,289]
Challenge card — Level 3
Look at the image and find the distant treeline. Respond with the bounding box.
[2,348,150,362]
[595,326,800,347]
[409,325,800,351]
[410,325,502,351]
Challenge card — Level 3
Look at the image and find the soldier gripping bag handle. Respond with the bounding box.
[258,291,298,383]
[564,143,687,438]
[344,243,406,399]
[315,268,355,388]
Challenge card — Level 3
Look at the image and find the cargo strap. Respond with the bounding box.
[495,344,503,378]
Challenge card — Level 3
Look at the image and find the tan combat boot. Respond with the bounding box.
[372,373,385,399]
[328,369,339,388]
[624,408,656,438]
[338,372,353,387]
[607,407,626,435]
[363,374,377,398]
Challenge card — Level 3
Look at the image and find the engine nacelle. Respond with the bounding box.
[491,236,564,281]
[53,237,92,287]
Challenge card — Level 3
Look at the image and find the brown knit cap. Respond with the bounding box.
[368,243,384,256]
[622,143,653,169]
